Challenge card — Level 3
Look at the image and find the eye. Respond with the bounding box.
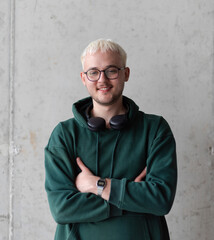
[106,67,118,74]
[88,70,99,76]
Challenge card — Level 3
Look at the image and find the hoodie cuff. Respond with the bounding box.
[108,178,127,208]
[109,204,123,217]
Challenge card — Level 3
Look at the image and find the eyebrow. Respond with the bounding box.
[86,65,119,72]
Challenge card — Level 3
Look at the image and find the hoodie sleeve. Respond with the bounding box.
[45,124,122,225]
[108,118,177,216]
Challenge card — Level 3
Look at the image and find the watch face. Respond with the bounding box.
[97,179,106,187]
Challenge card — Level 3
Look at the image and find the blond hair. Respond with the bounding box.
[81,39,127,69]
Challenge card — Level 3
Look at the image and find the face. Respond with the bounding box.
[81,50,130,107]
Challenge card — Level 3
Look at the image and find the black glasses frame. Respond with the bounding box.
[84,66,126,82]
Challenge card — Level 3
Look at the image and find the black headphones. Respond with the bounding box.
[85,104,129,131]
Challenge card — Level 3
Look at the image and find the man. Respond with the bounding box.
[45,39,177,240]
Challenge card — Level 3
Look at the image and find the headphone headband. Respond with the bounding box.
[85,104,128,131]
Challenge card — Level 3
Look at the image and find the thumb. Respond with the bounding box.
[76,157,90,172]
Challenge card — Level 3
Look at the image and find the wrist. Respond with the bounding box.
[97,178,107,196]
[101,178,111,201]
[91,176,100,194]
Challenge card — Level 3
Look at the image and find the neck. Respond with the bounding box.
[91,98,126,127]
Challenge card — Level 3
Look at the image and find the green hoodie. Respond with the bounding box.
[45,96,177,240]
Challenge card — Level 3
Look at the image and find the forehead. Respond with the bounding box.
[83,50,122,70]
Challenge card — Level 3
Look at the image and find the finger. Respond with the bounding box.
[76,157,91,173]
[134,167,147,182]
[76,157,87,171]
[134,176,142,182]
[139,167,147,178]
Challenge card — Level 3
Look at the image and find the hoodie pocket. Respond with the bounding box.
[67,223,79,240]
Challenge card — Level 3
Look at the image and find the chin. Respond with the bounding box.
[93,96,122,106]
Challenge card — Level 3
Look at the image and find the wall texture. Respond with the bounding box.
[0,0,214,239]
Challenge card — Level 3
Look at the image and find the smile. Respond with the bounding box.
[98,87,112,91]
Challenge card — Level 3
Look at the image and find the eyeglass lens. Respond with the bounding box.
[87,67,119,81]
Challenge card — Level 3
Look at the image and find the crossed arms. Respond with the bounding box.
[75,157,147,201]
[45,119,177,224]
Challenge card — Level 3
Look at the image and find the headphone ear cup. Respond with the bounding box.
[85,104,106,131]
[87,117,106,132]
[110,114,128,130]
[85,103,128,131]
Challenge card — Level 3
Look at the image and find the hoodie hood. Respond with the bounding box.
[72,95,139,130]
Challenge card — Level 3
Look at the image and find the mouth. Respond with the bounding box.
[97,86,112,92]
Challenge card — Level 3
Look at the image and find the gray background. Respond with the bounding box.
[1,0,214,239]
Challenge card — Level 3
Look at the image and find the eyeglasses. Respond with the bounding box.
[84,66,126,82]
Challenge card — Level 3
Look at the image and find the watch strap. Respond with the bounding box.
[97,178,106,196]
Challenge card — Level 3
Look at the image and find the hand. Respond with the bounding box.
[134,167,147,182]
[75,157,99,194]
[75,157,111,201]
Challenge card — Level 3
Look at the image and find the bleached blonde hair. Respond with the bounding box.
[80,39,127,69]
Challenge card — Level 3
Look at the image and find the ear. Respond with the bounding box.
[80,72,86,86]
[124,67,130,82]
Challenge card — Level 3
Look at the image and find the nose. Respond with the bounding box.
[98,71,109,82]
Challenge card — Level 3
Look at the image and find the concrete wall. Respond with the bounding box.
[0,0,214,239]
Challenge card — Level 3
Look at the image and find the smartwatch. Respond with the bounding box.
[96,178,106,196]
